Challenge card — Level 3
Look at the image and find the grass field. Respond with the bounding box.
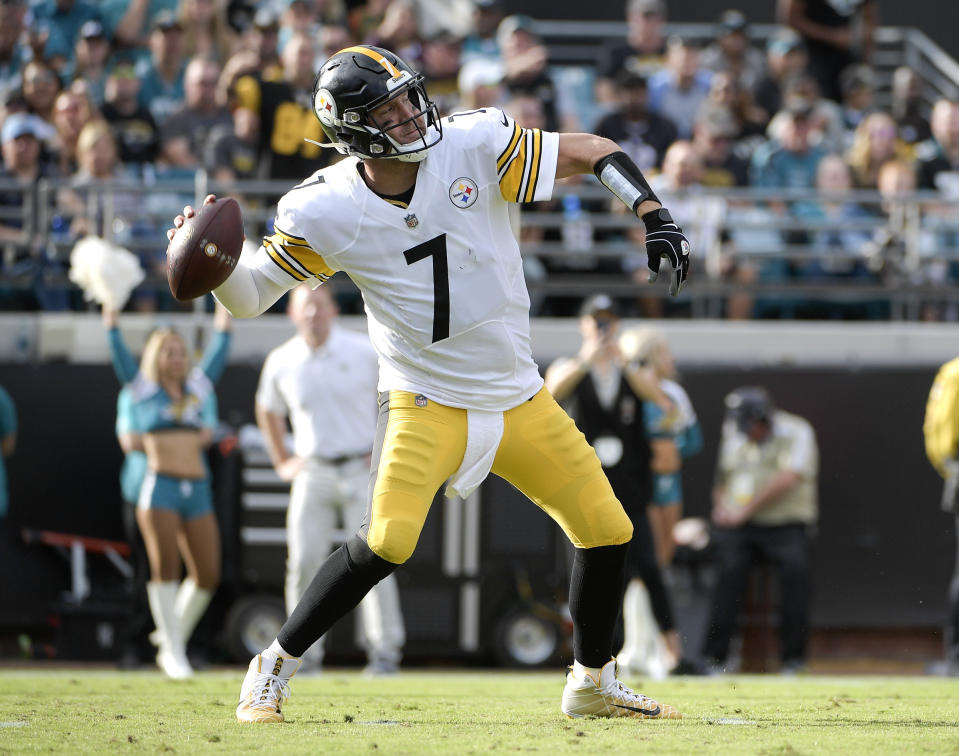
[3,666,959,755]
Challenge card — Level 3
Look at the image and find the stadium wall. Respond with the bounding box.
[0,315,954,637]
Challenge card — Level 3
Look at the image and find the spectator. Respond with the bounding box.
[790,154,882,318]
[159,57,232,169]
[419,32,462,118]
[701,71,768,142]
[751,99,825,191]
[0,113,61,310]
[923,355,959,675]
[455,56,504,111]
[0,383,13,522]
[780,0,877,103]
[619,326,702,568]
[21,58,61,125]
[67,20,112,107]
[0,2,29,97]
[845,111,914,190]
[256,283,406,676]
[51,88,96,175]
[318,22,353,62]
[100,60,160,169]
[107,0,179,50]
[460,0,504,64]
[692,105,750,187]
[206,105,258,183]
[917,99,959,194]
[135,10,188,126]
[232,32,330,182]
[753,28,808,123]
[699,10,766,95]
[544,294,680,679]
[497,15,562,132]
[595,0,667,108]
[891,66,931,147]
[766,72,845,154]
[647,36,712,140]
[242,6,282,82]
[30,0,102,70]
[177,0,237,62]
[367,0,422,69]
[702,386,819,674]
[838,63,876,134]
[594,70,677,174]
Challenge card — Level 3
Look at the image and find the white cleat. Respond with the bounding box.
[236,651,301,723]
[156,647,193,680]
[561,659,681,720]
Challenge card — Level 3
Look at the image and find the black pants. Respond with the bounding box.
[702,522,811,665]
[948,512,959,663]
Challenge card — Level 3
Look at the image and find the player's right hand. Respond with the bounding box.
[643,208,691,297]
[166,193,217,242]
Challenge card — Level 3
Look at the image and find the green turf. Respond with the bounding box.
[2,668,959,755]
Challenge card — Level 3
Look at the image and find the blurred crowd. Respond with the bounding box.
[0,0,957,318]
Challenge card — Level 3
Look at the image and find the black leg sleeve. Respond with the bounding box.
[568,542,630,668]
[277,534,398,657]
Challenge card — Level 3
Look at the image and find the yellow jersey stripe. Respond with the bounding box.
[266,243,307,281]
[523,129,542,204]
[273,225,308,243]
[264,233,336,279]
[496,123,521,172]
[383,198,410,209]
[499,134,528,203]
[338,46,402,78]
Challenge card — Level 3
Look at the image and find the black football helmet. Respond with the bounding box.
[312,45,442,163]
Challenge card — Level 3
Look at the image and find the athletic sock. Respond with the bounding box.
[568,542,629,668]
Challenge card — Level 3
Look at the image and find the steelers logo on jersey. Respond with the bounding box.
[449,177,478,208]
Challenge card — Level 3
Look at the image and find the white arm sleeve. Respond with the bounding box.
[212,247,293,318]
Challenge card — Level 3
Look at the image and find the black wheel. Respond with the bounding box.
[493,609,560,668]
[221,594,287,663]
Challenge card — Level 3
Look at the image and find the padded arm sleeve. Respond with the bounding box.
[212,248,293,318]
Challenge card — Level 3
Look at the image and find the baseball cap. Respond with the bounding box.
[784,95,814,119]
[628,0,666,17]
[767,29,805,56]
[697,106,739,138]
[580,293,618,319]
[497,14,537,43]
[473,0,504,10]
[1,112,42,144]
[253,7,279,29]
[79,19,106,40]
[718,9,748,33]
[152,10,181,32]
[725,387,774,433]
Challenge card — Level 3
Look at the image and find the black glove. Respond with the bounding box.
[642,208,690,296]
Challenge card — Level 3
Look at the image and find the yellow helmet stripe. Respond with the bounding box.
[338,46,402,78]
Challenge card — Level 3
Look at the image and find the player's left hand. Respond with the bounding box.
[643,209,691,297]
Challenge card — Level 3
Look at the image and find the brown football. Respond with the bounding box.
[166,197,243,301]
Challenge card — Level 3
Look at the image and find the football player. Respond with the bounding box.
[167,45,690,722]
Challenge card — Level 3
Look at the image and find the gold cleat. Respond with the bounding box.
[561,659,682,720]
[236,652,301,723]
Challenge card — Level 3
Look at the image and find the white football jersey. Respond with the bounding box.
[250,107,560,411]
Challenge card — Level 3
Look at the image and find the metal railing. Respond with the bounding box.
[1,175,958,319]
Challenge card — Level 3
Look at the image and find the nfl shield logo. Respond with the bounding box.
[405,213,419,229]
[414,394,428,407]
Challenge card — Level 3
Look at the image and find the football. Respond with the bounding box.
[166,197,244,301]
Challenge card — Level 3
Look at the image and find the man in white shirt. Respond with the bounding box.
[168,44,690,724]
[256,283,405,675]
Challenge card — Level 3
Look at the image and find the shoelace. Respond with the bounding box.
[605,679,657,709]
[249,671,292,711]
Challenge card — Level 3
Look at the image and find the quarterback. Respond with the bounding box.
[167,45,690,722]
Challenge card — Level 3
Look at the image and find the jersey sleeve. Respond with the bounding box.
[199,330,231,383]
[106,327,138,384]
[255,352,287,417]
[201,392,218,431]
[479,107,559,204]
[257,198,339,286]
[116,386,137,436]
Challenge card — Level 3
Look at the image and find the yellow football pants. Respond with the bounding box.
[365,387,633,564]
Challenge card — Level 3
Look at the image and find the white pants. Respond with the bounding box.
[286,456,405,665]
